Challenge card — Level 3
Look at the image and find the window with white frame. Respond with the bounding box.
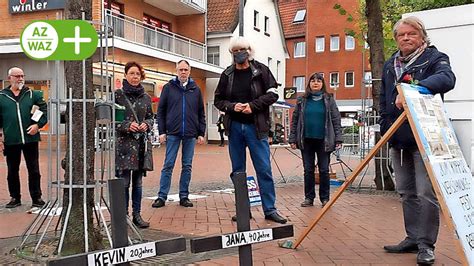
[315,36,325,52]
[294,41,305,58]
[330,35,340,51]
[345,72,354,87]
[254,10,259,29]
[345,35,355,50]
[264,16,270,35]
[364,71,372,87]
[293,76,305,92]
[329,72,339,88]
[207,46,220,65]
[293,9,306,23]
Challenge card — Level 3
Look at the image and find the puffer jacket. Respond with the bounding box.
[379,46,456,149]
[214,60,278,139]
[0,86,48,145]
[289,93,342,152]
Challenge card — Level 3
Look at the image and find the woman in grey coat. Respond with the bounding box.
[289,73,342,207]
[115,61,154,228]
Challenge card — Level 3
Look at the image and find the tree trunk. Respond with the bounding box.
[365,0,395,190]
[61,0,103,254]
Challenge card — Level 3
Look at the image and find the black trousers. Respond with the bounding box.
[4,142,42,200]
[301,138,331,202]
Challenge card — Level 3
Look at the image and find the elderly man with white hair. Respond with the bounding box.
[0,67,48,209]
[214,36,287,224]
[379,17,456,264]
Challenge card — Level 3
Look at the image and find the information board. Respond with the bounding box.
[401,83,473,264]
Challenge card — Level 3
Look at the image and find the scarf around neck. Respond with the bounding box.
[122,79,145,97]
[394,43,427,80]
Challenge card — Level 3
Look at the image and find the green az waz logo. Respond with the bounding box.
[21,20,98,60]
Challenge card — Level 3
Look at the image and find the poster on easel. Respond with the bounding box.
[286,83,472,264]
[401,83,473,265]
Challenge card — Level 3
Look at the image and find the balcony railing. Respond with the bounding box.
[105,10,206,62]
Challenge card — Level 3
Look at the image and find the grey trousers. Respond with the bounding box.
[390,147,440,249]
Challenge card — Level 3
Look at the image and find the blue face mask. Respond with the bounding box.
[233,51,249,64]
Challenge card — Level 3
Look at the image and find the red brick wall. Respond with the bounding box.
[306,0,369,100]
[0,1,60,38]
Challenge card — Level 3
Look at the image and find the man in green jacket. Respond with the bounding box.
[0,67,48,208]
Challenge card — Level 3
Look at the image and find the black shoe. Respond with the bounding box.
[231,212,253,222]
[132,213,150,228]
[264,212,287,224]
[417,248,435,264]
[300,199,314,207]
[179,198,193,207]
[152,198,165,208]
[32,198,46,208]
[6,198,21,208]
[321,199,329,207]
[383,239,419,253]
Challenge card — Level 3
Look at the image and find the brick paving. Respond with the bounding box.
[0,142,462,265]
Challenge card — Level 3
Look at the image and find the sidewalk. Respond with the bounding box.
[0,143,462,265]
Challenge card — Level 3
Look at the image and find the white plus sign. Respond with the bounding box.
[63,26,92,55]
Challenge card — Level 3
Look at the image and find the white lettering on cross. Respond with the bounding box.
[63,26,91,54]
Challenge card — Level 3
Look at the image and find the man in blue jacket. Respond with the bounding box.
[0,67,48,208]
[380,17,456,265]
[152,60,205,208]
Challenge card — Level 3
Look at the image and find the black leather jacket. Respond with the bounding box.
[214,60,278,139]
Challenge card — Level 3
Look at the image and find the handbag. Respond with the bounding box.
[123,92,154,171]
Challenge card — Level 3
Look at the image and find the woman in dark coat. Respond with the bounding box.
[115,61,154,228]
[289,73,342,207]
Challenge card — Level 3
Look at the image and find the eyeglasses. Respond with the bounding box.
[11,74,25,78]
[232,48,248,53]
[127,72,141,77]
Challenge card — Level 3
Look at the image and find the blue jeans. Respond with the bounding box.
[116,170,143,215]
[390,147,439,249]
[158,135,196,200]
[228,121,277,215]
[301,138,331,202]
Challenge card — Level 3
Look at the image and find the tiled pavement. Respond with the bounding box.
[0,143,462,265]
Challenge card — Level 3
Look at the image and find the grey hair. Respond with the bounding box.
[228,36,255,61]
[393,16,430,45]
[176,59,191,70]
[7,67,22,76]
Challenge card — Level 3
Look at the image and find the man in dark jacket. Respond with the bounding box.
[0,67,48,208]
[214,36,286,224]
[380,17,456,265]
[152,59,205,209]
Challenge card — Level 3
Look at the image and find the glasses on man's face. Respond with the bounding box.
[11,74,25,79]
[232,48,248,54]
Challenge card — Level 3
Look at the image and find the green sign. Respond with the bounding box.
[21,20,98,60]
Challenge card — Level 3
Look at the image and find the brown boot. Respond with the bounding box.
[132,213,150,228]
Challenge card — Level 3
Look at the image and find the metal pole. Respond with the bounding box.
[231,172,252,266]
[239,0,244,36]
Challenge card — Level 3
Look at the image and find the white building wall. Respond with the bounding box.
[206,0,287,141]
[404,4,474,172]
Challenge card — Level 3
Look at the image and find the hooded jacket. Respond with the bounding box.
[214,60,278,139]
[157,77,206,138]
[0,86,48,145]
[379,46,456,149]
